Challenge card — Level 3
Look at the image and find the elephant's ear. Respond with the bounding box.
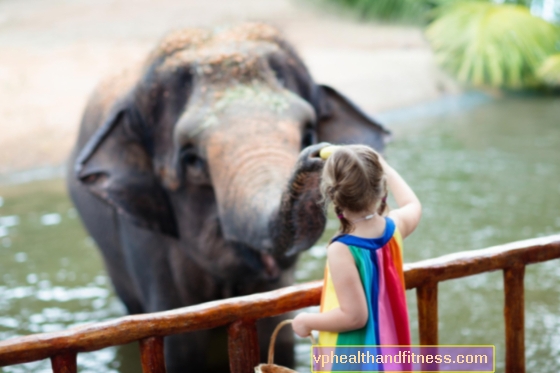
[74,100,178,238]
[315,85,391,151]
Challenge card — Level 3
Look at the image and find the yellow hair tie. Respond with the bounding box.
[319,145,340,160]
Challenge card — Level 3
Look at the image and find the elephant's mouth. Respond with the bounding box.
[231,242,280,281]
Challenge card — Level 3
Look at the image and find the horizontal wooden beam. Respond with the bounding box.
[1,235,558,368]
[0,281,321,366]
[404,235,560,289]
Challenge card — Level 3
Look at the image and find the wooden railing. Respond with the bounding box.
[1,234,559,373]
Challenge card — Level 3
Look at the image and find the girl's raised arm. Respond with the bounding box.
[381,158,422,239]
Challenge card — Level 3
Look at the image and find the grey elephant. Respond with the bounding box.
[67,23,389,372]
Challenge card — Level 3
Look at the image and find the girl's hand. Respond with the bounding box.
[292,313,312,338]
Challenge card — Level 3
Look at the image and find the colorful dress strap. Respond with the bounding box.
[331,217,396,250]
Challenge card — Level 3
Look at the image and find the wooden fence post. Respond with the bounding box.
[228,319,260,373]
[504,264,525,373]
[417,282,439,371]
[50,352,77,373]
[417,282,439,345]
[139,336,166,373]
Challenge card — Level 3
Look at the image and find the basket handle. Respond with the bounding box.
[268,319,317,364]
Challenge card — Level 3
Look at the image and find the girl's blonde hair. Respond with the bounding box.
[320,145,387,234]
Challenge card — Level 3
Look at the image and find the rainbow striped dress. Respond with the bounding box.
[318,217,411,371]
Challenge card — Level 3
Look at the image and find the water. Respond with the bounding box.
[1,96,560,372]
[297,95,560,372]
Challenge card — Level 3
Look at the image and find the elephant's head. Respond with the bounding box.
[74,23,390,284]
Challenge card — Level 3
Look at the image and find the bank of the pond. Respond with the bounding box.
[0,0,459,174]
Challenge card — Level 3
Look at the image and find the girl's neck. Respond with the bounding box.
[343,210,386,238]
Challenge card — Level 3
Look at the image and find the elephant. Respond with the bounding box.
[67,22,390,372]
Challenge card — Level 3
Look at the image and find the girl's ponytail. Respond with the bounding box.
[377,177,388,216]
[377,195,387,216]
[335,205,353,235]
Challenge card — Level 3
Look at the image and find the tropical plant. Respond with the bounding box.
[426,2,560,89]
[319,0,486,23]
[537,53,560,86]
[321,0,435,23]
[504,0,533,5]
[314,0,560,90]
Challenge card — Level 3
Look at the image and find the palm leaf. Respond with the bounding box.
[426,2,560,89]
[537,53,560,86]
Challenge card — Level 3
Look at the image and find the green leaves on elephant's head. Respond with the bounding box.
[426,2,560,89]
[214,83,293,114]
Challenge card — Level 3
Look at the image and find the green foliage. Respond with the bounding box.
[503,0,533,5]
[537,53,560,87]
[322,0,435,23]
[426,2,560,89]
[315,0,560,90]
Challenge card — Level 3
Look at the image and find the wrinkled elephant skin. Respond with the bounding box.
[67,23,390,372]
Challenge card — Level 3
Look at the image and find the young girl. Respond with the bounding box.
[292,145,421,361]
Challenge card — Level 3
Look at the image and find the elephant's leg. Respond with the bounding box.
[116,222,230,372]
[164,327,229,373]
[116,220,182,311]
[67,173,144,314]
[168,246,231,372]
[164,332,207,373]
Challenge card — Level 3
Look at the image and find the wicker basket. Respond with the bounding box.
[254,319,317,373]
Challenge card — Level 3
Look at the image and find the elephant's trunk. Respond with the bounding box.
[212,145,295,251]
[270,144,327,257]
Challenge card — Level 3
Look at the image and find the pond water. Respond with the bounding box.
[1,95,559,373]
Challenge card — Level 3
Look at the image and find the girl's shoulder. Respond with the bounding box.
[326,241,356,266]
[327,240,351,254]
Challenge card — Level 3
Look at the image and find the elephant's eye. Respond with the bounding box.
[181,147,204,168]
[301,125,316,149]
[182,151,203,168]
[181,146,209,184]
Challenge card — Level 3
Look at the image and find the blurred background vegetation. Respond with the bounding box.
[314,0,560,91]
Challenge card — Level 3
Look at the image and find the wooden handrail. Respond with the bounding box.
[1,234,559,372]
[404,234,560,289]
[403,234,560,373]
[0,281,322,367]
